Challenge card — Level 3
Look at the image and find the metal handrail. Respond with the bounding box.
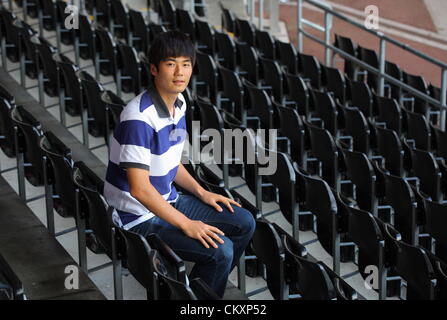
[301,29,446,109]
[296,0,447,129]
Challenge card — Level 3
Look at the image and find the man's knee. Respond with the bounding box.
[234,207,256,236]
[211,238,233,267]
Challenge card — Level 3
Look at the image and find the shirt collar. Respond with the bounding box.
[147,85,183,118]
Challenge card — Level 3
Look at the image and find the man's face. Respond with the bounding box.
[150,56,193,95]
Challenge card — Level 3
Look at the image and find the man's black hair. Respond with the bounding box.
[147,30,196,71]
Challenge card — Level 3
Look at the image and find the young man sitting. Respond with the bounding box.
[104,31,255,298]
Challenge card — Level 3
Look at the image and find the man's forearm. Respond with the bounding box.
[174,163,206,199]
[132,182,190,230]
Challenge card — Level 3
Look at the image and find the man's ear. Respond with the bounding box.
[150,64,158,77]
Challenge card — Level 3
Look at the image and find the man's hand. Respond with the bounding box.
[181,219,226,249]
[199,190,242,213]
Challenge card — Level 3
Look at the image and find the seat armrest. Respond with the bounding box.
[190,278,221,300]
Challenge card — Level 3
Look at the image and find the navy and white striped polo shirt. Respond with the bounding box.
[104,86,187,230]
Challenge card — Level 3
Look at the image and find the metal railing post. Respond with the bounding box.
[378,35,386,96]
[249,0,255,24]
[324,11,332,66]
[297,0,303,52]
[441,69,447,130]
[270,0,280,33]
[258,0,264,30]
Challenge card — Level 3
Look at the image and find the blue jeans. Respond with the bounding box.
[129,194,256,298]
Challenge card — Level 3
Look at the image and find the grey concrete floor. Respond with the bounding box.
[0,0,394,300]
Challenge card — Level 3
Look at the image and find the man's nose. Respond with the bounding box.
[174,65,184,76]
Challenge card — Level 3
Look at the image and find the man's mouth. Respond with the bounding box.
[173,80,185,85]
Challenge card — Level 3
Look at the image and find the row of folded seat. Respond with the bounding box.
[2,0,447,300]
[0,0,364,300]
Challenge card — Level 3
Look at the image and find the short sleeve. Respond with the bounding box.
[114,119,153,170]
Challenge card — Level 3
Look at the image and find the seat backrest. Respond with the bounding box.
[311,90,337,136]
[176,9,195,42]
[260,57,283,103]
[284,237,336,300]
[403,72,429,116]
[95,26,117,72]
[299,53,321,89]
[375,95,402,135]
[41,0,58,30]
[348,206,384,277]
[117,43,141,95]
[275,40,298,74]
[402,108,431,151]
[219,2,236,34]
[255,29,275,60]
[0,253,25,300]
[358,45,378,89]
[266,151,297,226]
[39,131,75,217]
[195,19,215,56]
[375,126,403,176]
[56,56,82,115]
[343,149,376,213]
[385,60,403,99]
[110,0,129,28]
[384,172,418,244]
[251,218,286,300]
[101,90,124,132]
[303,175,339,256]
[236,42,259,85]
[149,249,196,300]
[118,228,156,294]
[146,233,187,284]
[195,164,230,198]
[333,34,357,78]
[411,148,441,202]
[34,37,58,94]
[148,22,167,42]
[432,125,447,162]
[159,0,176,29]
[10,105,44,186]
[78,14,95,59]
[0,97,16,157]
[342,105,370,154]
[277,104,306,166]
[0,8,18,47]
[127,6,148,52]
[215,30,236,70]
[245,80,274,129]
[393,237,437,299]
[235,18,255,46]
[322,65,346,105]
[423,198,447,263]
[196,50,218,104]
[196,97,224,132]
[94,0,111,27]
[218,65,244,120]
[0,84,14,104]
[80,71,107,136]
[73,161,113,257]
[284,72,309,118]
[306,122,338,188]
[348,79,373,118]
[334,34,356,56]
